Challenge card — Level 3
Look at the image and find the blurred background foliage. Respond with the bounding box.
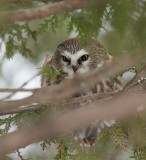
[0,0,146,61]
[0,0,146,160]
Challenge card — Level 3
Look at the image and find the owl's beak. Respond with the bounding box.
[72,65,78,73]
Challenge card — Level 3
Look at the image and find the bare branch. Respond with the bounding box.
[0,88,35,93]
[0,55,133,115]
[1,73,38,101]
[0,56,145,155]
[16,150,25,160]
[0,92,114,115]
[1,62,146,116]
[124,65,146,91]
[2,0,99,23]
[0,81,146,155]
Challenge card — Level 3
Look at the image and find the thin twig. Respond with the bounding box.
[16,150,25,160]
[0,73,38,101]
[123,65,146,91]
[0,88,36,93]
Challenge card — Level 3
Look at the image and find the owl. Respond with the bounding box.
[41,38,124,147]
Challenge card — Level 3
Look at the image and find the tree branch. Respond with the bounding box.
[1,73,38,101]
[0,92,114,115]
[124,65,146,91]
[0,81,146,155]
[1,61,145,116]
[2,0,99,23]
[0,56,145,155]
[0,88,35,93]
[0,55,133,115]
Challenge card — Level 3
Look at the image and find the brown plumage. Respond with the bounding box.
[41,38,124,147]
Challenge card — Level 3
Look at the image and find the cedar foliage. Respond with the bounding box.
[0,0,146,160]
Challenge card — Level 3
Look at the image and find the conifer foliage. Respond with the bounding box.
[0,0,146,160]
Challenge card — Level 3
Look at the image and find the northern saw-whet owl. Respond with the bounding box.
[41,38,124,147]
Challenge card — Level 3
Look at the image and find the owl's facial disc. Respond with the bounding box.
[61,49,90,78]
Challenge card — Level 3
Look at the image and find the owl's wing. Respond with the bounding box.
[74,69,136,148]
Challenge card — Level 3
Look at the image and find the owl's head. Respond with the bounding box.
[52,38,111,79]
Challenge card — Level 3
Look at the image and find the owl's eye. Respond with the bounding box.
[80,54,89,61]
[62,56,70,64]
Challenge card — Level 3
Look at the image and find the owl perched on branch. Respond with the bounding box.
[41,38,125,147]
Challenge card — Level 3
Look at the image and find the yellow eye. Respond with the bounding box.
[80,55,89,61]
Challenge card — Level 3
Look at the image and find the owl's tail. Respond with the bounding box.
[73,120,115,148]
